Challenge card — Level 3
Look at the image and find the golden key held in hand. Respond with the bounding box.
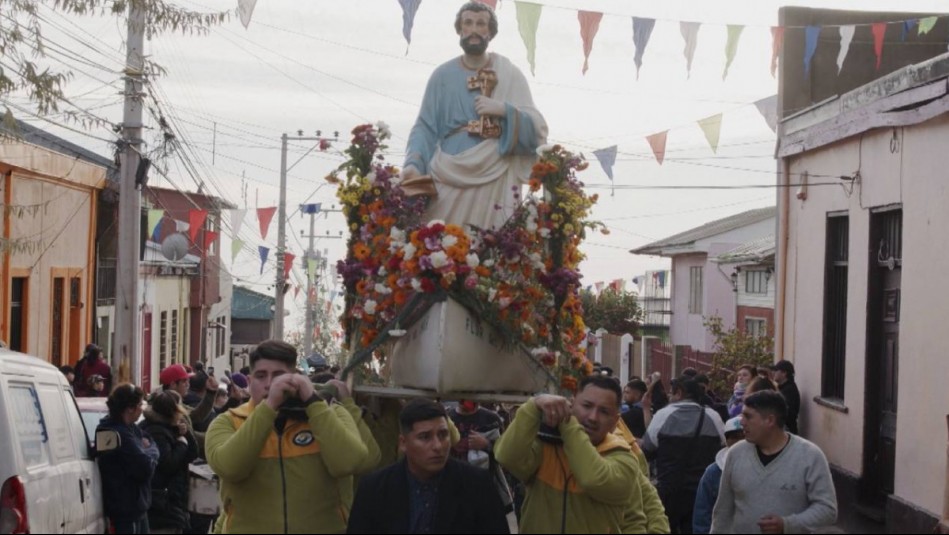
[466,68,502,139]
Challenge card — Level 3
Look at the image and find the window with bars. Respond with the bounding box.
[822,215,849,400]
[745,270,768,294]
[160,312,168,369]
[689,266,704,314]
[51,277,65,363]
[171,310,179,363]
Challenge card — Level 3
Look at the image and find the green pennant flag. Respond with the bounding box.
[723,25,745,80]
[308,258,318,282]
[919,16,938,35]
[515,1,543,76]
[231,239,244,263]
[698,114,723,154]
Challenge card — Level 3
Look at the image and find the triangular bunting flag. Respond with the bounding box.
[147,209,164,241]
[204,231,219,255]
[300,203,322,215]
[646,131,668,165]
[771,26,785,77]
[592,146,618,181]
[231,239,244,263]
[595,282,605,292]
[723,25,745,80]
[632,17,657,79]
[872,23,887,70]
[237,0,257,29]
[283,253,295,280]
[754,95,779,133]
[257,206,277,240]
[515,1,542,76]
[804,26,821,78]
[657,271,667,288]
[698,114,723,154]
[838,25,855,74]
[399,0,422,53]
[477,0,497,9]
[681,22,701,78]
[189,210,208,244]
[230,209,247,240]
[578,11,603,75]
[308,258,318,282]
[919,16,938,36]
[902,19,918,41]
[258,246,270,275]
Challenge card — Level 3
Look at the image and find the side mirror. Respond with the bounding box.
[95,430,122,453]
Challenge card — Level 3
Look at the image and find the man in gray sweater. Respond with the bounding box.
[711,390,837,534]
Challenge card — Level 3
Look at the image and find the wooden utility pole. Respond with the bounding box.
[113,1,145,382]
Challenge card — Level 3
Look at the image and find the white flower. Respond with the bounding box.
[367,170,377,182]
[429,251,449,269]
[376,121,392,139]
[529,252,545,269]
[411,279,423,292]
[539,228,551,239]
[388,329,407,337]
[364,300,378,315]
[488,288,498,302]
[535,143,556,157]
[389,227,406,244]
[428,220,446,228]
[531,347,550,356]
[483,259,496,268]
[498,297,513,309]
[378,267,388,277]
[442,235,458,249]
[402,242,417,260]
[374,283,392,295]
[466,253,480,269]
[526,218,538,232]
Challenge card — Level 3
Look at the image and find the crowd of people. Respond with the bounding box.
[83,334,835,535]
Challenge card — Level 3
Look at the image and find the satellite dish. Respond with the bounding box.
[161,233,189,261]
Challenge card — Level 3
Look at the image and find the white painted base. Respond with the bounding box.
[391,299,550,395]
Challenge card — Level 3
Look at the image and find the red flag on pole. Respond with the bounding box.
[189,210,208,243]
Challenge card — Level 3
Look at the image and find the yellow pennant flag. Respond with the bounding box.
[919,16,938,35]
[147,209,164,239]
[515,2,543,76]
[231,239,244,264]
[698,114,723,154]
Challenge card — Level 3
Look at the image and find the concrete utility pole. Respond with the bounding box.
[113,1,146,382]
[300,204,342,357]
[273,130,337,340]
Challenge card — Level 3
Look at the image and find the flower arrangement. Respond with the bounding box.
[330,124,603,393]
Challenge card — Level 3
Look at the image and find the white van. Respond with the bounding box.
[0,349,105,534]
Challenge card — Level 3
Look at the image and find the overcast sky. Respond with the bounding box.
[7,0,948,332]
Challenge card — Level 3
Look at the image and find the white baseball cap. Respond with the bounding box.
[724,416,743,435]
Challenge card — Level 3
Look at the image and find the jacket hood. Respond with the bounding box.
[143,406,180,427]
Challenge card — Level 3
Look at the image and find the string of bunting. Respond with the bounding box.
[2,200,51,219]
[0,236,45,255]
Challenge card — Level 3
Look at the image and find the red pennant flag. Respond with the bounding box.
[189,210,208,243]
[257,207,277,240]
[872,23,887,70]
[203,231,218,254]
[646,131,669,165]
[476,0,497,9]
[578,11,603,75]
[771,26,785,77]
[283,253,295,280]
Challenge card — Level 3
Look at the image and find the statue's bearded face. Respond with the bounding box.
[458,10,490,56]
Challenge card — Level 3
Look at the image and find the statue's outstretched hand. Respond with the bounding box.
[475,96,505,117]
[400,165,422,183]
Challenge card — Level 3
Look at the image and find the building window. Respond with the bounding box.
[822,215,849,400]
[171,310,179,363]
[745,318,767,338]
[745,270,768,294]
[160,312,168,369]
[689,266,703,314]
[10,277,28,352]
[51,277,65,364]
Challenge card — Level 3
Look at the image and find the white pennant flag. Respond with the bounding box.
[755,95,779,133]
[230,209,248,240]
[238,0,258,29]
[837,25,855,74]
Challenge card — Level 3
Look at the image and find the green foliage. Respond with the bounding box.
[1,0,229,117]
[580,288,642,336]
[703,315,774,399]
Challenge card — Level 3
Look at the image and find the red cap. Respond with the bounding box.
[159,364,191,386]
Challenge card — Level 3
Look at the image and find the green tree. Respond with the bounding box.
[580,288,642,335]
[703,315,774,400]
[1,0,228,120]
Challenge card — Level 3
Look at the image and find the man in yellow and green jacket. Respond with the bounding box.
[495,375,647,533]
[205,340,374,534]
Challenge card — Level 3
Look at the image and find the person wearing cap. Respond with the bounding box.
[206,340,375,533]
[159,364,216,456]
[88,374,107,397]
[692,416,744,534]
[771,360,801,435]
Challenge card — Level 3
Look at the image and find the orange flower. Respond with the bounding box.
[353,243,371,261]
[394,291,408,306]
[581,360,594,375]
[529,177,542,192]
[561,375,578,393]
[355,279,371,295]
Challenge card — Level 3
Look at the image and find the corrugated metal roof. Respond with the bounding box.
[2,119,118,180]
[714,235,776,264]
[630,206,776,256]
[232,286,275,321]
